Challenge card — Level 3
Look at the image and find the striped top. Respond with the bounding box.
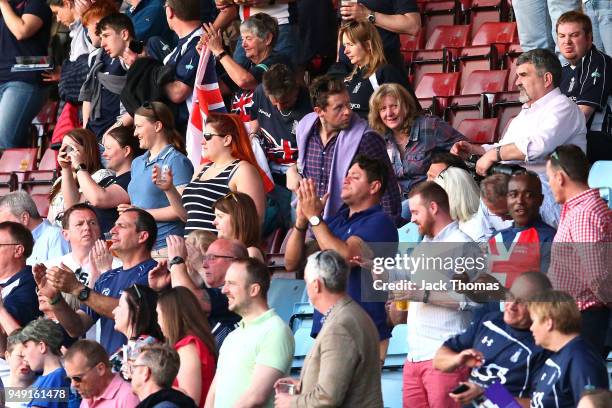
[182,160,240,233]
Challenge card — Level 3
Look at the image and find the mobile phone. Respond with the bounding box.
[64,145,74,154]
[129,40,144,54]
[451,384,470,395]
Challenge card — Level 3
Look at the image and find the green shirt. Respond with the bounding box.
[214,309,295,408]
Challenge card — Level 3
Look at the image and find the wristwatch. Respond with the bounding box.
[215,50,227,61]
[367,11,376,24]
[168,256,185,268]
[309,215,321,227]
[75,163,87,173]
[77,286,91,302]
[496,146,502,162]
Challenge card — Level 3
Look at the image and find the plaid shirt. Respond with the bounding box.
[385,115,465,195]
[302,124,401,220]
[548,189,612,310]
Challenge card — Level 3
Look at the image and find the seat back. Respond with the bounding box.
[426,24,471,49]
[457,118,500,144]
[493,91,522,139]
[0,148,38,172]
[471,22,517,45]
[422,0,461,39]
[588,161,612,206]
[268,279,306,323]
[462,69,508,94]
[443,94,489,129]
[38,148,57,171]
[415,72,461,98]
[30,193,51,218]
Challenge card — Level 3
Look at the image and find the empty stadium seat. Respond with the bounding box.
[291,322,315,370]
[425,24,471,49]
[422,0,461,39]
[457,118,500,143]
[465,0,511,38]
[461,69,508,94]
[471,22,518,46]
[415,72,461,98]
[31,100,59,149]
[454,45,501,91]
[0,148,38,172]
[381,371,404,408]
[408,49,455,90]
[30,193,51,218]
[399,31,425,64]
[503,43,523,91]
[268,278,307,323]
[588,161,612,207]
[20,148,57,193]
[443,94,490,129]
[384,324,409,368]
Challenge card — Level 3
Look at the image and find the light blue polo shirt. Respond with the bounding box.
[128,144,194,249]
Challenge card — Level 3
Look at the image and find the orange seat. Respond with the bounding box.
[461,69,508,94]
[457,118,499,144]
[425,25,471,49]
[471,22,518,46]
[415,72,461,98]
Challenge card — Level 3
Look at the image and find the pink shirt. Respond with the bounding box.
[81,373,140,408]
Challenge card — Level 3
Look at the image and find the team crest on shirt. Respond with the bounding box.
[472,363,509,384]
[481,336,494,347]
[186,58,195,71]
[510,349,522,363]
[102,288,111,296]
[591,68,600,85]
[353,82,361,94]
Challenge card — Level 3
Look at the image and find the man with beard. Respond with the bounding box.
[487,172,556,288]
[451,49,586,177]
[205,258,294,408]
[291,75,401,221]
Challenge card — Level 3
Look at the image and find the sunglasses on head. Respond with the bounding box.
[142,101,160,123]
[550,149,571,176]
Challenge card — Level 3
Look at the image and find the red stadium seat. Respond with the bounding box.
[457,118,500,143]
[492,91,522,139]
[400,31,425,65]
[454,45,501,91]
[30,194,50,218]
[422,0,462,39]
[21,170,56,194]
[465,0,511,39]
[408,49,455,89]
[31,100,59,149]
[461,69,508,94]
[415,72,461,98]
[503,43,523,91]
[0,148,38,172]
[442,94,490,129]
[425,25,471,49]
[471,22,518,46]
[38,147,57,171]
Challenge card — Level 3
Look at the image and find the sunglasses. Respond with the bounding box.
[131,284,142,300]
[550,149,571,176]
[218,191,239,204]
[202,132,226,141]
[66,365,96,383]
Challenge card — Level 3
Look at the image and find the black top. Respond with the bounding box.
[560,45,611,135]
[206,286,241,348]
[359,0,418,52]
[136,388,198,408]
[182,160,240,233]
[93,171,131,234]
[250,85,312,167]
[345,64,411,119]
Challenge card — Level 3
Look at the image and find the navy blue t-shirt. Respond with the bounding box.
[84,259,156,353]
[163,27,201,128]
[311,205,398,340]
[444,311,550,398]
[530,336,609,408]
[0,0,51,84]
[125,0,171,43]
[86,52,127,139]
[0,265,41,326]
[249,85,312,167]
[27,366,80,408]
[358,0,417,51]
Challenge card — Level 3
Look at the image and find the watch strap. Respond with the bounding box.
[48,293,62,306]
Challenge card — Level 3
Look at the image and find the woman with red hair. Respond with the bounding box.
[156,113,268,236]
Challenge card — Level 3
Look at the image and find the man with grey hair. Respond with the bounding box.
[451,48,586,177]
[131,344,197,408]
[0,191,69,265]
[274,250,383,408]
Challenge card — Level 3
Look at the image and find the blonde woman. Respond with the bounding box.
[340,21,411,119]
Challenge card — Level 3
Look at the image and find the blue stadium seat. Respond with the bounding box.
[268,279,307,323]
[291,321,315,370]
[398,222,422,244]
[588,161,612,207]
[381,370,404,408]
[384,324,408,368]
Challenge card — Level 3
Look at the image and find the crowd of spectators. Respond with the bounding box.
[0,0,611,407]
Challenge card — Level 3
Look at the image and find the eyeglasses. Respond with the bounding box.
[0,243,19,246]
[203,254,236,262]
[66,365,96,383]
[202,132,226,141]
[142,101,160,123]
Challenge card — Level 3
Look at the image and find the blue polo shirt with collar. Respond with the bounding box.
[125,0,171,42]
[128,144,194,249]
[84,258,156,353]
[311,204,398,340]
[0,265,41,326]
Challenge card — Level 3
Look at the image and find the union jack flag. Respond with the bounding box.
[186,45,227,166]
[231,91,255,122]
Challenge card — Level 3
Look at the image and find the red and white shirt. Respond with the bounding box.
[239,4,295,25]
[548,189,612,310]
